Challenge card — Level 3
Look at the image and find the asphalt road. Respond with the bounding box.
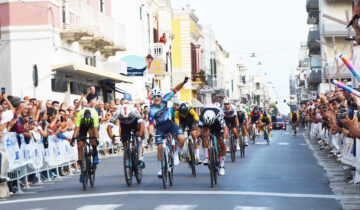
[0,129,343,210]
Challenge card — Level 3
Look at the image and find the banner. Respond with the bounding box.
[341,137,356,167]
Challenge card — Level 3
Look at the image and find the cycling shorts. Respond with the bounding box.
[155,120,184,145]
[202,120,222,138]
[224,116,237,128]
[120,120,139,143]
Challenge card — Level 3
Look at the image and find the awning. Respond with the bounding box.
[51,63,133,84]
[191,98,205,108]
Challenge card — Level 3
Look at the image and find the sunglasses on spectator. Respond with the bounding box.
[152,95,161,99]
[224,103,230,105]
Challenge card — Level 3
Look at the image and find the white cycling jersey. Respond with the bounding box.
[222,104,237,118]
[110,105,143,125]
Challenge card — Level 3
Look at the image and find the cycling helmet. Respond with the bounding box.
[203,110,216,125]
[223,97,231,104]
[263,111,268,116]
[120,104,133,118]
[82,109,93,126]
[214,102,221,108]
[150,87,162,98]
[178,103,189,116]
[253,106,259,111]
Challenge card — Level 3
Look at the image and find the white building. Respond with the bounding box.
[0,0,132,103]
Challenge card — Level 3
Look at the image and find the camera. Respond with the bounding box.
[336,106,347,120]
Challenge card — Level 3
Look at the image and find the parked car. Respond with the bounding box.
[272,116,286,130]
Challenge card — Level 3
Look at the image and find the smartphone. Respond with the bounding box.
[336,113,347,120]
[1,87,5,94]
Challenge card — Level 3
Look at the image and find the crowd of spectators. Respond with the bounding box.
[299,82,360,182]
[0,86,152,193]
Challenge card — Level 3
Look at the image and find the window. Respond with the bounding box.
[51,78,68,92]
[140,6,142,20]
[85,56,96,67]
[100,0,105,13]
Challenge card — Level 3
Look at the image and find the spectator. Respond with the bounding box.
[86,86,97,103]
[115,98,121,106]
[120,98,125,106]
[159,33,167,45]
[52,101,60,111]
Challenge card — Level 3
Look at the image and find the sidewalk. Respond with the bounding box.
[302,128,360,210]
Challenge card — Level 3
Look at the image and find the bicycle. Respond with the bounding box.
[119,131,144,187]
[229,128,236,162]
[208,133,221,187]
[74,136,98,191]
[155,133,175,189]
[292,122,297,137]
[185,129,196,177]
[239,128,245,158]
[262,125,269,145]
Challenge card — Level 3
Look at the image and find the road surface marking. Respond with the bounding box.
[154,205,197,210]
[255,142,267,145]
[77,204,123,210]
[300,143,307,146]
[1,190,359,204]
[234,207,273,210]
[278,143,289,145]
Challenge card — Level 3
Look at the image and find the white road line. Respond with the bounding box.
[234,206,273,210]
[0,190,358,205]
[255,142,267,145]
[26,209,46,210]
[300,143,307,146]
[278,143,289,145]
[154,205,198,210]
[77,204,123,210]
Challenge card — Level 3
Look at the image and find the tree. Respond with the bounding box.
[269,103,279,115]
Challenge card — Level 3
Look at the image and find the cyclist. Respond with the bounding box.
[250,107,261,137]
[106,104,146,166]
[260,111,272,141]
[148,77,188,178]
[237,105,249,146]
[175,103,201,163]
[72,107,100,183]
[222,97,240,151]
[170,99,180,121]
[290,109,299,136]
[200,104,228,176]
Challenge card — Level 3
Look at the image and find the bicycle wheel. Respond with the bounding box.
[230,135,235,162]
[123,147,133,187]
[213,147,218,185]
[81,146,89,191]
[134,149,143,184]
[89,151,96,188]
[168,149,174,186]
[208,147,215,187]
[188,140,196,177]
[161,148,168,189]
[240,139,245,158]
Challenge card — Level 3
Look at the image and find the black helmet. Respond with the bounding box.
[263,111,268,116]
[179,103,189,116]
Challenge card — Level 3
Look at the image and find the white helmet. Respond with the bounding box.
[214,102,221,108]
[203,110,216,125]
[120,104,134,118]
[150,87,162,98]
[223,97,231,104]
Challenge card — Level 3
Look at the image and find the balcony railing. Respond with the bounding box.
[306,0,319,13]
[62,0,126,52]
[323,20,352,37]
[308,26,320,54]
[150,43,168,61]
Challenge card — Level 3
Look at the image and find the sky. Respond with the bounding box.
[171,0,309,113]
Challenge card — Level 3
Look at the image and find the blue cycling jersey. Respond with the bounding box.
[149,90,176,125]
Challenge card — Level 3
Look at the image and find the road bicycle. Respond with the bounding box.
[229,128,236,162]
[119,131,144,187]
[208,133,220,187]
[74,136,98,191]
[155,133,175,189]
[184,129,196,177]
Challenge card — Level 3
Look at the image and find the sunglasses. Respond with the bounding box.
[224,103,230,105]
[152,95,161,99]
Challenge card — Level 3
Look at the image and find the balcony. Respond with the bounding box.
[306,0,319,13]
[307,26,320,54]
[307,14,319,25]
[323,66,352,80]
[323,20,351,37]
[61,0,126,57]
[308,69,322,86]
[150,43,169,61]
[310,56,322,70]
